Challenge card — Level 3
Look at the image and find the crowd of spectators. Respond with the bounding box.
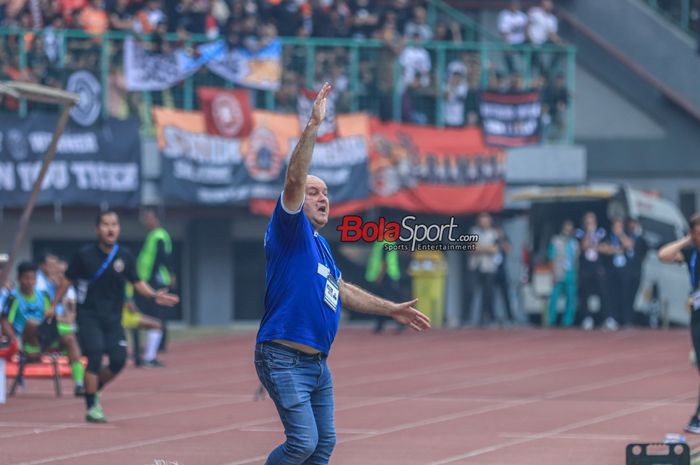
[0,0,571,140]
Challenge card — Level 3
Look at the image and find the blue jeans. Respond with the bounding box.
[255,342,336,465]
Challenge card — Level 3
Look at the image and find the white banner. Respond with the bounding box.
[204,40,282,91]
[124,37,281,92]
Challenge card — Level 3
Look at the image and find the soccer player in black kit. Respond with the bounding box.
[659,213,700,433]
[49,211,179,423]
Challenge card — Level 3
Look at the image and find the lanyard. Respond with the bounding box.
[691,250,698,289]
[92,243,119,283]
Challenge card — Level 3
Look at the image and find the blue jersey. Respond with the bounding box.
[256,196,342,354]
[6,288,49,335]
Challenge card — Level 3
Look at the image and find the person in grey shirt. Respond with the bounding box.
[469,213,500,326]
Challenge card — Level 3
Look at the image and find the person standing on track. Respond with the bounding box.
[658,213,700,433]
[366,240,404,334]
[50,211,179,423]
[254,82,431,465]
[122,282,166,368]
[137,207,176,356]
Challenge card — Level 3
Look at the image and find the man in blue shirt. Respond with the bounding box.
[255,82,431,465]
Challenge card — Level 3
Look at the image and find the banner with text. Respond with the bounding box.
[368,120,505,214]
[479,91,541,147]
[0,113,141,207]
[153,108,370,206]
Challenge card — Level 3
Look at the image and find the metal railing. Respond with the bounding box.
[642,0,699,35]
[0,28,576,143]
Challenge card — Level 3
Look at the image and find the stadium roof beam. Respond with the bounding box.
[0,81,80,105]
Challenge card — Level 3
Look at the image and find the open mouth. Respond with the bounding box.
[318,206,327,213]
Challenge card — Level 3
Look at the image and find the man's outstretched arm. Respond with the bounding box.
[282,82,332,211]
[339,280,431,332]
[133,281,180,307]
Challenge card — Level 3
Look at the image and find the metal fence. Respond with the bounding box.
[642,0,700,35]
[0,28,576,143]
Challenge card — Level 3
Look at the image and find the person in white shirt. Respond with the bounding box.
[399,31,431,123]
[527,0,562,76]
[444,61,468,127]
[404,5,432,42]
[498,0,528,73]
[399,32,431,91]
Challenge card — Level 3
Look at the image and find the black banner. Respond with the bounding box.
[479,91,541,147]
[0,113,141,207]
[154,108,369,206]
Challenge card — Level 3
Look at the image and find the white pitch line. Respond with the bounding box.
[422,390,696,465]
[497,432,640,442]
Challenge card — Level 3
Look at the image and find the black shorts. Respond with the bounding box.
[77,313,126,356]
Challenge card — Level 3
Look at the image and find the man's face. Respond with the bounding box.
[627,220,641,236]
[142,211,158,230]
[42,255,58,276]
[415,7,426,23]
[692,225,700,248]
[562,221,573,236]
[583,213,597,230]
[19,271,36,294]
[478,213,492,229]
[97,213,120,246]
[303,176,329,231]
[612,219,624,235]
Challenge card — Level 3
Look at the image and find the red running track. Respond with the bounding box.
[2,328,700,465]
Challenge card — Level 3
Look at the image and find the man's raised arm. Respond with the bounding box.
[658,235,692,263]
[282,82,332,211]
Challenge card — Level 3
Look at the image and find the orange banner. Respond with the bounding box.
[368,119,505,214]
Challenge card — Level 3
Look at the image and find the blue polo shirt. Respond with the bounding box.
[256,195,342,355]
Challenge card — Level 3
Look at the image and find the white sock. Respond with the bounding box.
[144,329,163,362]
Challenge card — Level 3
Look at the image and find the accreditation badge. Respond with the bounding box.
[324,274,340,312]
[691,289,700,312]
[613,254,627,268]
